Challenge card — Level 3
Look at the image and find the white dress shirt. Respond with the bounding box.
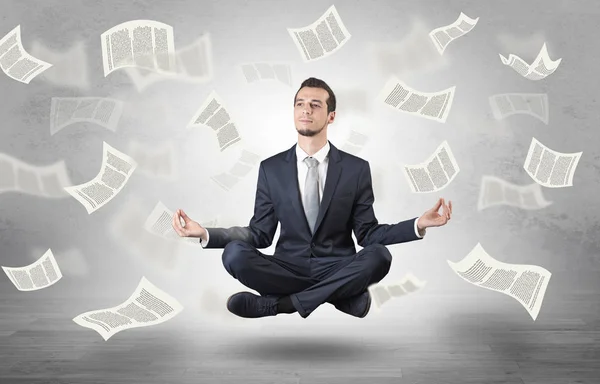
[296,141,330,204]
[201,142,424,246]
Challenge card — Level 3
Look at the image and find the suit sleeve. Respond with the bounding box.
[352,161,423,247]
[202,162,278,249]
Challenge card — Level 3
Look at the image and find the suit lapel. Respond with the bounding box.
[313,142,342,236]
[283,145,312,235]
[283,142,343,237]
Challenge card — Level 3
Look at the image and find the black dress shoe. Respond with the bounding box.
[226,291,279,318]
[332,291,372,318]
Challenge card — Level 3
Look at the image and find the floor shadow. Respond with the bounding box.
[224,335,372,362]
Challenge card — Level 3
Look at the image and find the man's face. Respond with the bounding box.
[294,87,335,137]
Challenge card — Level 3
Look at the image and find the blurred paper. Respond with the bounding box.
[144,200,219,246]
[368,272,426,310]
[240,61,292,86]
[478,175,552,211]
[124,33,213,91]
[0,154,73,198]
[50,97,123,135]
[489,93,548,124]
[211,149,261,191]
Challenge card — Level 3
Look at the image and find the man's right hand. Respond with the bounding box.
[172,209,207,241]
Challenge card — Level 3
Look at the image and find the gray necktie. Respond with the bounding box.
[303,157,320,234]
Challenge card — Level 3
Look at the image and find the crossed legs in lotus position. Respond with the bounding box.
[222,240,392,319]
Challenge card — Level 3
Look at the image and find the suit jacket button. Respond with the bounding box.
[311,243,315,248]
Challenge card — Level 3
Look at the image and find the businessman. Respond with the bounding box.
[172,77,453,319]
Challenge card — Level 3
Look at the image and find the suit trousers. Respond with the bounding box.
[221,240,393,318]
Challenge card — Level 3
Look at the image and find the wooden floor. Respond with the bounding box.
[1,288,599,384]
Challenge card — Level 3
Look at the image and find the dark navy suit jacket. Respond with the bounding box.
[204,141,423,257]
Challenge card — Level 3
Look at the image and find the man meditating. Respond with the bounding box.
[172,77,452,319]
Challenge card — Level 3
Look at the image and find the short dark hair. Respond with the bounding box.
[294,77,336,114]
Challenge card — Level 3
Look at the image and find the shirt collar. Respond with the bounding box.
[296,141,330,164]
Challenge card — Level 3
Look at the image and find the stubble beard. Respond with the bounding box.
[296,121,326,137]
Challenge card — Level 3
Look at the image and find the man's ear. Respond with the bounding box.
[328,111,336,124]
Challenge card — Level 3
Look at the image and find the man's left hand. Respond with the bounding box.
[417,197,452,234]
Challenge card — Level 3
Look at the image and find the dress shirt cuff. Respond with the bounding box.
[414,216,426,238]
[200,229,209,248]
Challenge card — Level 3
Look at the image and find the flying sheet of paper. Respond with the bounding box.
[64,142,137,214]
[124,33,213,91]
[29,40,90,90]
[2,249,62,291]
[429,12,479,55]
[477,175,552,211]
[287,5,351,62]
[187,91,242,151]
[524,137,582,188]
[0,25,52,84]
[368,273,426,311]
[499,43,561,80]
[0,154,73,198]
[101,20,176,77]
[402,140,460,193]
[448,243,551,321]
[340,129,369,156]
[211,149,261,191]
[240,61,292,86]
[50,97,124,135]
[378,76,456,123]
[489,93,548,124]
[72,276,183,341]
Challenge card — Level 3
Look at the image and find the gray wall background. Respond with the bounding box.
[1,0,599,321]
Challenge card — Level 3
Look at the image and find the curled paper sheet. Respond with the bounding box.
[64,142,137,214]
[0,25,52,84]
[429,12,479,55]
[101,20,176,77]
[378,76,456,123]
[401,141,460,193]
[287,5,351,62]
[448,243,551,321]
[524,137,582,188]
[187,91,242,152]
[2,249,63,291]
[73,277,183,341]
[499,43,562,80]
